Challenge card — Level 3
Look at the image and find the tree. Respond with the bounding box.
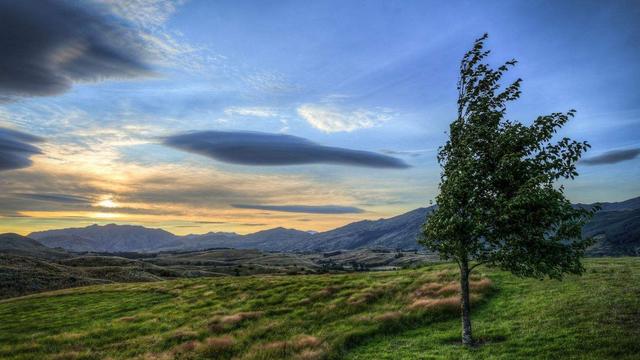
[419,34,597,347]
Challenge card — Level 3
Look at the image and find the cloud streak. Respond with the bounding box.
[0,127,44,171]
[297,103,392,133]
[581,148,640,165]
[162,130,409,168]
[0,0,153,100]
[13,193,91,204]
[232,204,365,214]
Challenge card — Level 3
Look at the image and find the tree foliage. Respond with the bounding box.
[420,34,597,345]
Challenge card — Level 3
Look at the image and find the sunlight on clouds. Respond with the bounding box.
[95,196,119,208]
[224,106,278,118]
[297,103,393,133]
[92,212,123,219]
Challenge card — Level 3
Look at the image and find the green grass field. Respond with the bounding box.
[0,258,637,359]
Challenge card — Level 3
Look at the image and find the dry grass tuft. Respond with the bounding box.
[373,311,403,322]
[347,286,390,306]
[51,351,87,360]
[198,336,236,356]
[51,332,86,341]
[168,329,198,341]
[118,316,138,322]
[291,335,322,349]
[315,285,340,298]
[435,282,459,296]
[413,278,492,300]
[408,296,459,312]
[413,282,444,298]
[295,348,326,360]
[261,340,288,352]
[208,311,264,332]
[470,278,493,292]
[141,352,173,360]
[172,340,199,354]
[253,335,323,358]
[298,297,313,305]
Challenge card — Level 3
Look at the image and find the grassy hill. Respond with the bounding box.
[1,247,435,299]
[0,258,637,359]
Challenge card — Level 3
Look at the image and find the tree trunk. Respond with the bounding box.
[460,259,473,346]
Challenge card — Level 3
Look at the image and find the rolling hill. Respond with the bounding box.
[0,258,637,359]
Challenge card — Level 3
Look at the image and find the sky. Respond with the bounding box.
[0,0,639,235]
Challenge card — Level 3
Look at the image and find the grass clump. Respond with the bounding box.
[208,311,264,333]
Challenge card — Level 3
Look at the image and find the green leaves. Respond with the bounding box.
[421,34,594,280]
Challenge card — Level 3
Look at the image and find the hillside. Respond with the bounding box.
[0,233,68,259]
[297,207,429,252]
[0,258,637,359]
[583,208,640,256]
[0,246,435,298]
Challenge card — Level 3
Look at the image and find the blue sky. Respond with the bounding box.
[0,0,639,234]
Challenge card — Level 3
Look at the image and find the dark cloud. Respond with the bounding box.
[13,193,91,204]
[581,148,640,165]
[163,131,409,168]
[0,127,44,171]
[232,204,365,214]
[0,0,152,100]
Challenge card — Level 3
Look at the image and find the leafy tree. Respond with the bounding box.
[420,34,597,346]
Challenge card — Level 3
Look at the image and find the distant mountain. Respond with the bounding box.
[294,207,430,252]
[173,227,313,252]
[583,208,640,256]
[30,224,181,252]
[0,233,68,259]
[25,196,640,256]
[29,234,95,252]
[575,197,640,212]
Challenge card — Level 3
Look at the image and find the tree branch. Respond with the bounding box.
[468,261,486,273]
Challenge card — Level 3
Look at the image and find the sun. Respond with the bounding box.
[96,197,119,208]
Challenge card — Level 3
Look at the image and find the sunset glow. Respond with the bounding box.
[0,0,638,237]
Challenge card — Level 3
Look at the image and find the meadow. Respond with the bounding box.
[0,258,637,359]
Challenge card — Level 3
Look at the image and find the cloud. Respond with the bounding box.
[96,0,183,29]
[297,104,392,132]
[162,130,409,168]
[581,148,640,165]
[232,204,365,214]
[224,107,278,118]
[0,127,44,171]
[0,0,153,100]
[13,193,91,204]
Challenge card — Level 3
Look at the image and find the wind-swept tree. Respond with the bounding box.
[420,34,596,346]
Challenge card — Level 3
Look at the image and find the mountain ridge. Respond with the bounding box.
[16,196,640,256]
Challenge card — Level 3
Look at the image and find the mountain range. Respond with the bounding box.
[18,196,640,256]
